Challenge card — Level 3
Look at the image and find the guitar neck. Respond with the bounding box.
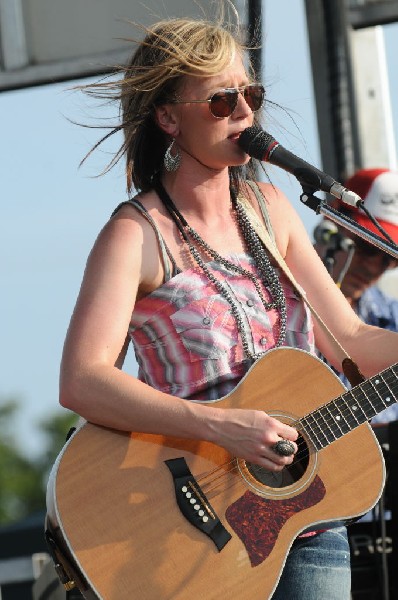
[300,363,398,450]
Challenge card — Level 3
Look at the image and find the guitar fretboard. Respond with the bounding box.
[300,363,398,451]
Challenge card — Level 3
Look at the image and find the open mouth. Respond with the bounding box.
[228,132,243,142]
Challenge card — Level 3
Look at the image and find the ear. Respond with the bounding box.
[154,104,179,137]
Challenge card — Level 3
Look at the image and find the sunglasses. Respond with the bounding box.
[354,237,398,268]
[171,83,265,118]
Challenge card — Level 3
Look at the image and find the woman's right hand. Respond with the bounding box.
[208,407,298,471]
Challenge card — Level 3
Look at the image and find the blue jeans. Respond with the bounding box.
[271,527,351,599]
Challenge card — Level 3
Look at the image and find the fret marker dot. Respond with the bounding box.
[386,397,391,403]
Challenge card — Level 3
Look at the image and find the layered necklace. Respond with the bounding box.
[154,178,287,361]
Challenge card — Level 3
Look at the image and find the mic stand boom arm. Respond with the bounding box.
[300,185,398,261]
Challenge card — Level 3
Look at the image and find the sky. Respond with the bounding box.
[1,1,398,458]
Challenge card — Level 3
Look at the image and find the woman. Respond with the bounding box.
[58,10,397,600]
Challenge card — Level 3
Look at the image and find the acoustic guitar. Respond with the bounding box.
[46,347,397,599]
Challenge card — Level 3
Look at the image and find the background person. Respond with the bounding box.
[314,167,398,423]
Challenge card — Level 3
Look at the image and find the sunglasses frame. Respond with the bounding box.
[171,83,265,118]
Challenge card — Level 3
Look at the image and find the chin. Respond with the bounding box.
[231,153,251,167]
[340,281,360,300]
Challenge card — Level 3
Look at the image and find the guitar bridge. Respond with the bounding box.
[165,457,231,551]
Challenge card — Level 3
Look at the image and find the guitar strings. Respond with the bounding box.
[195,439,311,499]
[194,459,244,499]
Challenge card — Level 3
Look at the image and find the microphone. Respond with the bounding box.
[314,220,355,252]
[238,126,362,207]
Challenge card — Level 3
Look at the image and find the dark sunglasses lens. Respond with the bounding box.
[210,90,238,117]
[355,239,380,256]
[244,85,264,111]
[355,239,398,267]
[209,85,265,117]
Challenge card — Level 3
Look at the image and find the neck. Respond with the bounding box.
[161,170,232,220]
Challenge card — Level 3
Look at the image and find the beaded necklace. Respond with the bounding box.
[153,179,287,360]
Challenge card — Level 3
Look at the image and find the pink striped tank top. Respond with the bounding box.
[126,198,315,400]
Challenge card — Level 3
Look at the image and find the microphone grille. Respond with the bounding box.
[238,127,276,160]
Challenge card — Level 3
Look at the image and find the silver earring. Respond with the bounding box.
[164,139,181,172]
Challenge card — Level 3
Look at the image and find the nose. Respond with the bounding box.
[233,90,253,119]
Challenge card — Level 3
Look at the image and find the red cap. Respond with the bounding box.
[344,168,398,244]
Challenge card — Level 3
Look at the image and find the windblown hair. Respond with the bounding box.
[80,8,261,194]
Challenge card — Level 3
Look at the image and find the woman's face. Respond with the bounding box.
[171,54,259,171]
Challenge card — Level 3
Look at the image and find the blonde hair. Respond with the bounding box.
[81,10,259,193]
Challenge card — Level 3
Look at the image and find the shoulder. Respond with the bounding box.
[247,180,306,258]
[86,191,165,294]
[249,180,299,223]
[103,191,162,245]
[365,285,398,317]
[111,191,156,224]
[356,286,398,334]
[365,285,398,304]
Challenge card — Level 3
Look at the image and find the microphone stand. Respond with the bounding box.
[322,244,355,283]
[300,185,398,260]
[323,247,338,276]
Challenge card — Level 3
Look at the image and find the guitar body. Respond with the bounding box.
[47,348,385,600]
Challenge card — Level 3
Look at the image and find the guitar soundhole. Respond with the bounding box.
[246,433,309,489]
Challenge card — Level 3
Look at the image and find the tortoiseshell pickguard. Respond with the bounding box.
[225,475,326,566]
